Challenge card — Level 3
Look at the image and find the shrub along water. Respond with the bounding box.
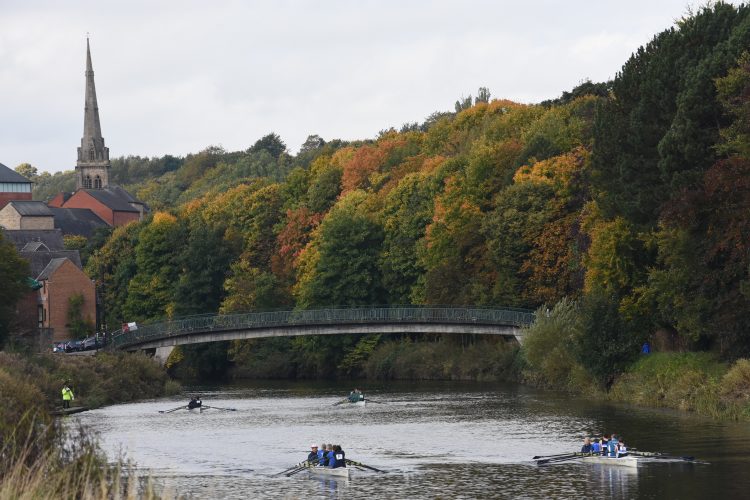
[0,352,174,498]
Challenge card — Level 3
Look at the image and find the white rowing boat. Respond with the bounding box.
[580,455,642,468]
[349,400,366,407]
[307,465,351,479]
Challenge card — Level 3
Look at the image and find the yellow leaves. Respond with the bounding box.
[513,147,589,202]
[151,211,177,226]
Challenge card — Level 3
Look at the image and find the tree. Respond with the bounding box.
[475,87,491,104]
[299,134,325,153]
[14,163,37,179]
[295,192,385,307]
[248,133,287,159]
[0,233,31,347]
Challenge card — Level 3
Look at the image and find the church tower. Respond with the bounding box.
[75,38,110,190]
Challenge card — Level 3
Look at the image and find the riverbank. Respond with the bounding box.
[0,351,176,498]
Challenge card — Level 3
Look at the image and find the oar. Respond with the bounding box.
[159,405,187,414]
[535,453,582,465]
[364,398,387,404]
[286,460,321,477]
[278,458,320,476]
[345,458,386,473]
[332,399,350,406]
[630,451,697,461]
[202,405,237,411]
[533,452,579,460]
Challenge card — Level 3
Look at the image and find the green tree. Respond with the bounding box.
[0,233,31,347]
[248,133,287,159]
[14,163,37,179]
[295,192,385,307]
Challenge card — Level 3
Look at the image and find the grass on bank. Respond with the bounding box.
[0,352,178,499]
[609,353,750,420]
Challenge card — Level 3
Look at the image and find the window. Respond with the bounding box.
[89,149,95,160]
[94,175,102,189]
[38,305,44,327]
[84,175,92,189]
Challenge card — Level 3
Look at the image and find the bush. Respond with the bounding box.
[521,298,596,392]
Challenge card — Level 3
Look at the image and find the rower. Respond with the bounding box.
[608,434,619,457]
[330,445,346,469]
[319,444,330,466]
[581,437,593,454]
[317,443,326,464]
[325,443,335,467]
[348,388,364,403]
[307,444,319,463]
[601,435,609,456]
[188,396,202,410]
[591,438,601,454]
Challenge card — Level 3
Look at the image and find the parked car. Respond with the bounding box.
[82,336,99,351]
[52,342,66,353]
[64,339,84,353]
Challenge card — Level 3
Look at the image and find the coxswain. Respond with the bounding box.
[618,440,628,457]
[188,396,202,410]
[330,445,346,469]
[61,383,75,409]
[307,444,319,463]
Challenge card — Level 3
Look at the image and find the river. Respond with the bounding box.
[73,381,750,499]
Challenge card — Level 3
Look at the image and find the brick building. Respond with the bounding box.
[0,162,32,209]
[3,227,95,344]
[37,258,96,342]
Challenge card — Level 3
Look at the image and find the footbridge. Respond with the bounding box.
[111,306,535,363]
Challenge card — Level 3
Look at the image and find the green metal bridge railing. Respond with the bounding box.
[111,305,535,349]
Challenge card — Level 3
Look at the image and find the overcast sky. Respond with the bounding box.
[1,0,711,173]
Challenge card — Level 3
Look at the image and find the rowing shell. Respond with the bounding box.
[580,455,642,468]
[349,400,366,407]
[307,465,351,479]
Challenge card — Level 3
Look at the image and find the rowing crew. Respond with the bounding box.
[307,443,347,468]
[581,434,628,457]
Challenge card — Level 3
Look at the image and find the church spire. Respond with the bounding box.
[76,36,110,190]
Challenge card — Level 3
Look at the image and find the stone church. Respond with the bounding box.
[0,39,146,345]
[47,38,148,227]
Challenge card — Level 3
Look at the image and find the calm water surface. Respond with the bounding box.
[73,381,750,499]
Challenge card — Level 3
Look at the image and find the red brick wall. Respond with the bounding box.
[0,192,32,210]
[41,260,96,342]
[61,190,114,225]
[113,211,140,226]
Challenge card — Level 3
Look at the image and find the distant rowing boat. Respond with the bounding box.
[306,464,351,479]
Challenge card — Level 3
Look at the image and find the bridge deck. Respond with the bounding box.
[112,306,535,350]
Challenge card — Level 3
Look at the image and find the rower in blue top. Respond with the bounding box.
[608,434,620,457]
[330,445,346,468]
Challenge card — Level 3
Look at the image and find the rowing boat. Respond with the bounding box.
[306,465,351,479]
[580,455,642,468]
[349,400,366,407]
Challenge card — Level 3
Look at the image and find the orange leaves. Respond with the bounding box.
[271,207,323,279]
[340,138,408,194]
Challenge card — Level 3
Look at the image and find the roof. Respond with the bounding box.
[0,162,32,183]
[6,201,53,217]
[49,207,108,237]
[82,188,140,212]
[1,228,65,251]
[36,258,69,281]
[20,251,83,278]
[21,241,50,252]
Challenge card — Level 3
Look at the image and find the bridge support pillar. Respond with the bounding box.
[153,346,175,366]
